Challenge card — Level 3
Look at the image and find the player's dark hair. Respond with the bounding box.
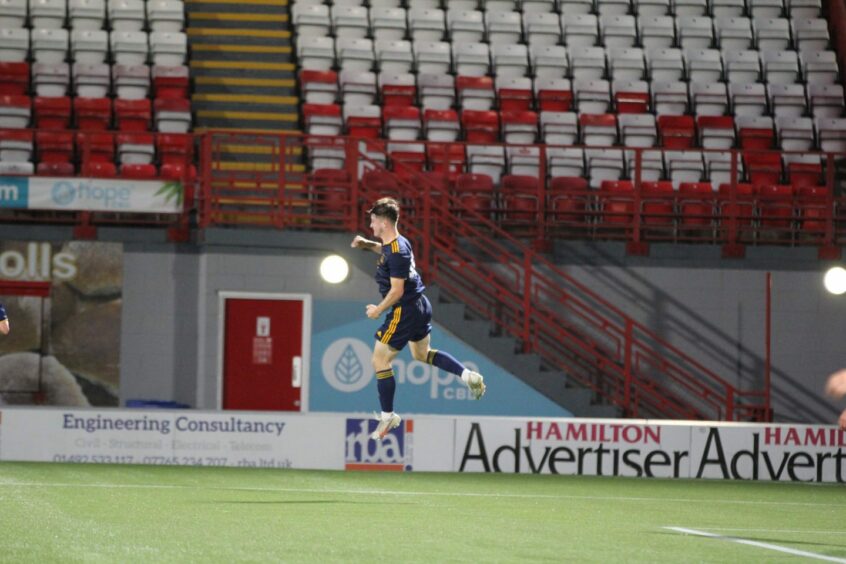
[368,197,400,223]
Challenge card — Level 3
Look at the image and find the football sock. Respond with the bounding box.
[426,349,466,377]
[376,368,396,413]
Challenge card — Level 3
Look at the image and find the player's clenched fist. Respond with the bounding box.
[825,369,846,399]
[351,235,369,249]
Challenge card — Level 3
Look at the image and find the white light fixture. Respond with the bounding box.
[320,254,349,284]
[824,266,846,295]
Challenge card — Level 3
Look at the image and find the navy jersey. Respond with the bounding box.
[0,303,5,321]
[376,235,426,303]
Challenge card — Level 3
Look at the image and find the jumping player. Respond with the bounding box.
[351,197,486,440]
[825,369,846,430]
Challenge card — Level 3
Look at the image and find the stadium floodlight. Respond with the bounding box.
[823,266,846,295]
[320,254,349,284]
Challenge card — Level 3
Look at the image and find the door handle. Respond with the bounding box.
[292,356,302,388]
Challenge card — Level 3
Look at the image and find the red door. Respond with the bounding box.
[223,297,304,411]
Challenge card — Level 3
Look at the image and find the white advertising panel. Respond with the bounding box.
[0,408,345,470]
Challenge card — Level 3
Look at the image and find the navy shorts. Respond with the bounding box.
[375,294,432,350]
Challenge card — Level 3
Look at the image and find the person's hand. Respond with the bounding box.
[366,304,380,319]
[826,369,846,399]
[838,409,846,431]
[351,235,369,249]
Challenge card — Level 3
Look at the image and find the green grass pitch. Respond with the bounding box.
[0,462,844,563]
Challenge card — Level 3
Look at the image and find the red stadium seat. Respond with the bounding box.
[454,172,495,217]
[36,130,73,163]
[457,76,495,110]
[745,152,782,186]
[536,82,572,112]
[0,62,30,95]
[549,176,589,224]
[786,161,822,189]
[426,142,465,179]
[85,160,117,178]
[152,65,190,99]
[600,180,634,225]
[641,180,674,226]
[679,182,715,227]
[756,183,794,229]
[74,97,112,130]
[77,131,115,165]
[718,182,756,227]
[461,110,500,143]
[658,115,695,149]
[120,163,157,179]
[303,103,342,136]
[615,90,649,114]
[115,98,152,131]
[34,96,71,129]
[796,185,828,233]
[37,161,75,176]
[500,174,539,222]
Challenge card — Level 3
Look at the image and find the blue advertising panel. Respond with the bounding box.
[309,301,572,417]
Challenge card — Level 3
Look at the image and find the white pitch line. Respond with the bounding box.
[693,528,846,535]
[0,481,845,508]
[665,527,846,563]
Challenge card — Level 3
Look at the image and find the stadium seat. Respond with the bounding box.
[453,42,490,77]
[71,30,109,64]
[745,151,782,184]
[379,72,416,106]
[599,179,634,225]
[33,96,70,129]
[647,48,685,82]
[150,32,187,66]
[540,111,578,145]
[530,45,569,79]
[36,130,73,163]
[0,129,33,170]
[73,63,110,97]
[676,17,714,50]
[754,17,791,51]
[152,65,189,99]
[775,116,814,151]
[109,0,146,32]
[371,7,407,40]
[690,81,728,116]
[729,82,768,117]
[573,79,611,114]
[0,62,29,96]
[466,144,506,182]
[339,69,376,106]
[679,182,716,228]
[0,95,31,128]
[418,73,455,110]
[453,172,495,217]
[114,64,150,99]
[111,31,148,65]
[423,109,460,141]
[506,144,541,175]
[31,0,67,29]
[609,48,645,81]
[792,18,829,52]
[535,77,572,112]
[548,146,585,178]
[658,115,695,148]
[549,175,589,224]
[413,41,451,75]
[652,81,688,115]
[486,11,522,45]
[117,132,154,165]
[562,14,599,47]
[32,62,70,97]
[383,106,420,140]
[115,98,151,131]
[408,8,445,42]
[601,15,637,47]
[426,142,464,177]
[491,43,529,78]
[614,80,650,113]
[586,148,625,188]
[768,83,807,118]
[665,150,705,187]
[332,5,369,39]
[808,84,845,118]
[570,46,606,81]
[500,174,539,223]
[447,9,485,44]
[697,115,736,149]
[147,0,184,32]
[0,0,27,27]
[800,50,839,85]
[501,110,538,144]
[817,117,846,152]
[153,97,191,133]
[523,11,561,46]
[0,29,29,62]
[74,97,111,130]
[344,104,381,138]
[375,40,413,73]
[336,38,375,72]
[293,4,331,37]
[684,49,722,83]
[761,50,799,84]
[456,75,494,110]
[297,36,335,71]
[715,17,753,51]
[723,50,761,84]
[497,76,533,111]
[461,110,499,143]
[641,180,675,226]
[32,28,69,64]
[580,113,617,146]
[619,113,657,147]
[736,115,775,150]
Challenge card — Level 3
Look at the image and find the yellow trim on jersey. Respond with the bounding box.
[380,307,402,344]
[391,240,399,253]
[376,369,394,380]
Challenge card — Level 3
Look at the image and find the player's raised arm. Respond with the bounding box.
[351,235,382,254]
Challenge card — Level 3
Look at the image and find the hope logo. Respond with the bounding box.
[321,338,373,392]
[51,182,76,206]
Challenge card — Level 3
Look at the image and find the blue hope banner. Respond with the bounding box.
[309,300,572,417]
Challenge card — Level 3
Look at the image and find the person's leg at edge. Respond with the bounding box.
[408,334,486,400]
[371,340,403,439]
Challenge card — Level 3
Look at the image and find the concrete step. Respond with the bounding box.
[187,12,289,29]
[187,27,292,41]
[436,302,467,326]
[190,46,293,62]
[192,99,299,115]
[187,2,289,15]
[193,76,296,96]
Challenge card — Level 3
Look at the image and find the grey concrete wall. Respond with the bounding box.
[118,230,846,423]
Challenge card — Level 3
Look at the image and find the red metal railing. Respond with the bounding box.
[195,130,801,420]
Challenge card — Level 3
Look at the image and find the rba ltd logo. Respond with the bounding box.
[321,338,373,392]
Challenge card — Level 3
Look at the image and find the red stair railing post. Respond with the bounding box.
[624,318,633,416]
[522,248,534,353]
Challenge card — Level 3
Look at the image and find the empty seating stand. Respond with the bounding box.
[0,0,191,179]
